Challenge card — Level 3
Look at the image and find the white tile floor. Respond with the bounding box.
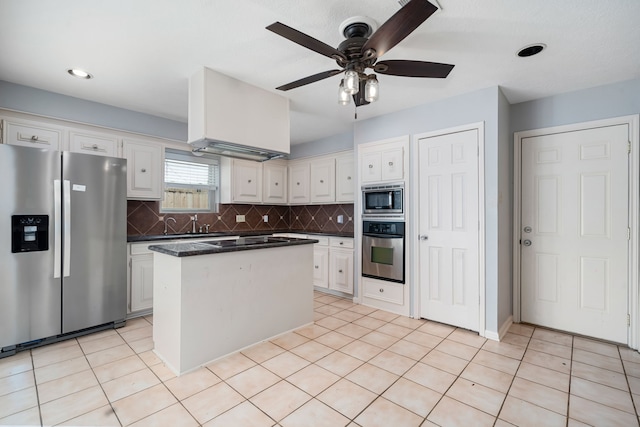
[1,291,640,426]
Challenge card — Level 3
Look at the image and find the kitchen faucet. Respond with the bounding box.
[163,217,176,235]
[192,214,198,233]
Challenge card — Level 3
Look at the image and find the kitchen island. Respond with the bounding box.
[148,236,317,375]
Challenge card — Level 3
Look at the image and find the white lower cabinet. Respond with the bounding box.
[128,243,155,313]
[313,244,329,289]
[328,237,354,294]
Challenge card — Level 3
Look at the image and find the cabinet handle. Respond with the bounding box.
[92,144,99,150]
[368,164,373,169]
[315,265,319,269]
[31,135,39,141]
[379,288,384,293]
[248,179,252,183]
[339,269,343,273]
[141,168,147,173]
[347,176,351,180]
[320,180,324,183]
[275,182,278,186]
[339,242,344,245]
[388,161,393,166]
[297,182,300,186]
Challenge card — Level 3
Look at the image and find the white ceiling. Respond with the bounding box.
[1,0,639,145]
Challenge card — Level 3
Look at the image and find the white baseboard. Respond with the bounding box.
[485,315,513,342]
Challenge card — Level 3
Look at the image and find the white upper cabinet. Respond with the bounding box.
[263,161,287,204]
[230,159,262,203]
[3,118,63,151]
[69,130,120,157]
[123,139,163,200]
[359,136,408,183]
[310,158,335,203]
[288,161,311,204]
[381,147,404,181]
[335,154,355,202]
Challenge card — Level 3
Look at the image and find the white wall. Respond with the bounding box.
[0,80,187,142]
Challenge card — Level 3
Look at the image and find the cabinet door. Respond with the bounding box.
[123,139,163,200]
[130,254,154,312]
[289,162,310,204]
[381,147,404,181]
[361,152,381,183]
[263,162,287,204]
[232,159,262,203]
[69,130,119,157]
[4,120,62,150]
[313,246,329,289]
[310,159,335,203]
[335,155,355,202]
[330,250,353,294]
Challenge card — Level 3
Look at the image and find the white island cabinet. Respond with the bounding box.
[151,240,314,375]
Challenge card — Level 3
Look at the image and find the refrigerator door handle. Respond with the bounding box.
[53,179,62,279]
[63,179,71,277]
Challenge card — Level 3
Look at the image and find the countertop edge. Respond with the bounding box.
[128,230,353,243]
[148,238,319,257]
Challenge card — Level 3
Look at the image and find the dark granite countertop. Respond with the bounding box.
[128,229,353,243]
[148,236,319,257]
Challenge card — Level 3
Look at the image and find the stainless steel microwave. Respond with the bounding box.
[362,183,404,218]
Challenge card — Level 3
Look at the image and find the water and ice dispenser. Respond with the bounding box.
[11,215,49,253]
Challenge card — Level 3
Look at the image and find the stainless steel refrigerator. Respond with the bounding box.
[0,144,127,355]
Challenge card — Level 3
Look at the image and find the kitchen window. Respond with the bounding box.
[161,148,220,213]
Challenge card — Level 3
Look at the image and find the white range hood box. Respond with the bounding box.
[188,67,290,161]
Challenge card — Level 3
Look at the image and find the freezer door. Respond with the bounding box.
[62,152,127,333]
[0,145,62,349]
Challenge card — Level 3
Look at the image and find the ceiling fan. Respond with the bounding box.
[266,0,454,107]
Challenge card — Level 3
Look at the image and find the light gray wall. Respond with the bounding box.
[353,86,506,336]
[289,130,353,159]
[511,78,640,133]
[497,88,513,330]
[0,80,187,141]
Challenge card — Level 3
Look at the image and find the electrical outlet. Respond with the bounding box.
[236,215,246,223]
[337,215,344,224]
[263,215,268,222]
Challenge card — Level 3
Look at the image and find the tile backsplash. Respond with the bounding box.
[127,201,354,236]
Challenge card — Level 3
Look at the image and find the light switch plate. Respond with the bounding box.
[236,215,246,222]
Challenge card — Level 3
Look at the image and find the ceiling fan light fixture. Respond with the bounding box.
[364,75,379,103]
[344,69,359,95]
[338,80,351,105]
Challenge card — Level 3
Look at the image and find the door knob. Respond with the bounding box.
[523,239,532,246]
[419,235,429,241]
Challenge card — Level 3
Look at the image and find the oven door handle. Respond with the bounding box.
[363,232,404,239]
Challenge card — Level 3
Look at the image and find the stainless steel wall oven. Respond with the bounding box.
[362,220,405,283]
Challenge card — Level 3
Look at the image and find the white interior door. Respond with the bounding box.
[520,124,629,343]
[419,129,480,331]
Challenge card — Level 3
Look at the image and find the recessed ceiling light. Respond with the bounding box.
[67,68,93,79]
[517,44,546,58]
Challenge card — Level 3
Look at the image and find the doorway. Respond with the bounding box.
[514,116,639,346]
[415,123,485,332]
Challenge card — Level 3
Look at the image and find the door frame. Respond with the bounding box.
[513,115,640,348]
[411,122,486,336]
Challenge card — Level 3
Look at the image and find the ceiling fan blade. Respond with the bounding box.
[361,0,438,59]
[267,22,347,62]
[374,60,454,78]
[276,69,343,91]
